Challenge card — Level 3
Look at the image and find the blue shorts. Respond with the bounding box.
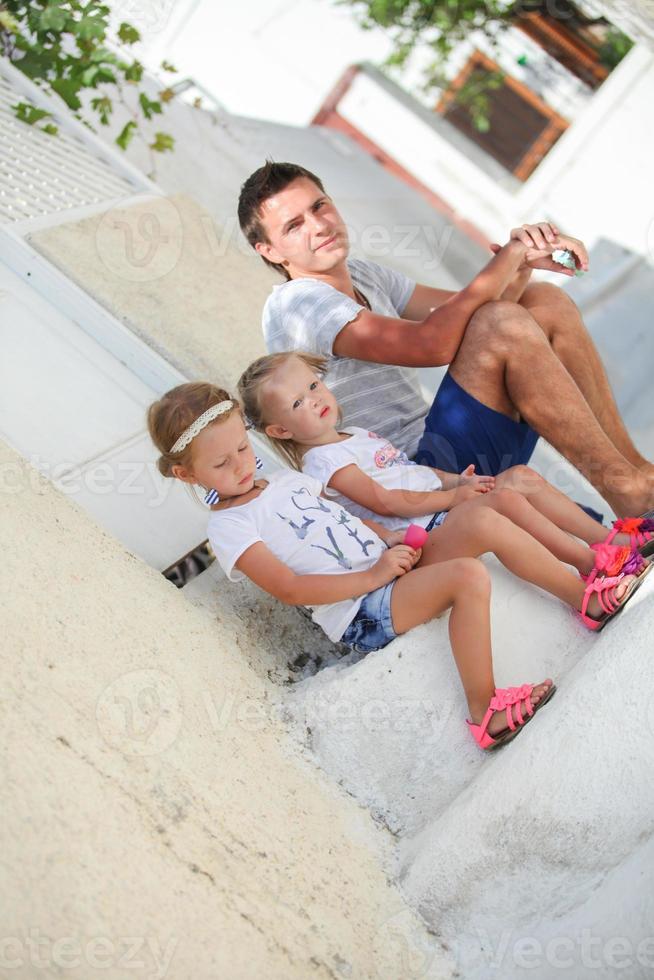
[415,373,604,524]
[415,372,539,476]
[340,580,398,653]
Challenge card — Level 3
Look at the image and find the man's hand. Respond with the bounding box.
[490,222,589,277]
[458,463,495,492]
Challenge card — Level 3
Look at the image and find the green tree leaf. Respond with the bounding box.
[6,2,174,156]
[9,50,53,80]
[91,95,113,124]
[74,13,107,41]
[12,101,52,125]
[139,92,162,119]
[150,131,175,153]
[116,119,137,150]
[0,11,19,33]
[118,21,140,44]
[51,77,82,110]
[38,6,68,32]
[82,65,100,86]
[95,66,117,83]
[123,60,144,83]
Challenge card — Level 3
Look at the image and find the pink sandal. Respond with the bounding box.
[605,517,654,557]
[582,542,648,584]
[580,570,647,631]
[467,682,557,750]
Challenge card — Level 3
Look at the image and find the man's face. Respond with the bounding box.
[255,177,349,278]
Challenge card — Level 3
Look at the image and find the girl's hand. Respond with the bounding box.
[458,463,495,492]
[372,544,420,585]
[451,483,488,507]
[384,529,408,549]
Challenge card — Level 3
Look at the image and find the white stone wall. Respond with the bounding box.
[1,439,450,978]
[28,194,275,391]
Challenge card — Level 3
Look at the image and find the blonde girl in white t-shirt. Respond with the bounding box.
[237,352,649,635]
[148,381,558,751]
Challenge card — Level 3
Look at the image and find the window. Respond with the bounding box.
[437,51,568,181]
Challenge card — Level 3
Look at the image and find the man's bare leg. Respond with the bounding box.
[519,281,648,469]
[448,299,654,516]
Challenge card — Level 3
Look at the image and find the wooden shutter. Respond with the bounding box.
[437,51,568,181]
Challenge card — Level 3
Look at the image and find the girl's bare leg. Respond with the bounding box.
[465,485,596,575]
[493,465,635,546]
[390,559,552,734]
[418,505,635,620]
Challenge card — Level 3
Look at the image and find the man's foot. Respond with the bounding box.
[484,679,554,737]
[611,469,654,518]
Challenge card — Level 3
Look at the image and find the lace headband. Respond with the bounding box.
[169,400,233,454]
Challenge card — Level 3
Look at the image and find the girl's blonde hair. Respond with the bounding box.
[147,382,239,477]
[238,352,328,471]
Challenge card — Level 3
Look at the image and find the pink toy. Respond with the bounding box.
[403,524,428,549]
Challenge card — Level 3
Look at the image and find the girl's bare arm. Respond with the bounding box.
[235,540,417,606]
[327,464,485,519]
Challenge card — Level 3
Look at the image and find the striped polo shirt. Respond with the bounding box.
[262,257,428,458]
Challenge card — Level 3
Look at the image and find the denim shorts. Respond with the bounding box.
[425,511,448,531]
[340,579,398,654]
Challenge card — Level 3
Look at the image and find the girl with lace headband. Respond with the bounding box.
[148,380,561,750]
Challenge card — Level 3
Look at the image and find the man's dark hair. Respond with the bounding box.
[237,160,325,280]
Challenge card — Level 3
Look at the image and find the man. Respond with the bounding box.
[237,161,654,517]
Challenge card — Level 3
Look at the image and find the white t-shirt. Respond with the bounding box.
[262,257,429,458]
[207,470,385,642]
[302,427,443,532]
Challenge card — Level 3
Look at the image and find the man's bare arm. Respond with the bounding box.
[333,239,529,367]
[501,266,533,303]
[401,283,456,319]
[404,276,532,318]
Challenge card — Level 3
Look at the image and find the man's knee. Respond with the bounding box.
[521,281,577,312]
[520,283,582,341]
[465,300,541,352]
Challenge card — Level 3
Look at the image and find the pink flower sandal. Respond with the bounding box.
[582,542,648,584]
[605,517,654,558]
[580,567,651,632]
[467,682,557,751]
